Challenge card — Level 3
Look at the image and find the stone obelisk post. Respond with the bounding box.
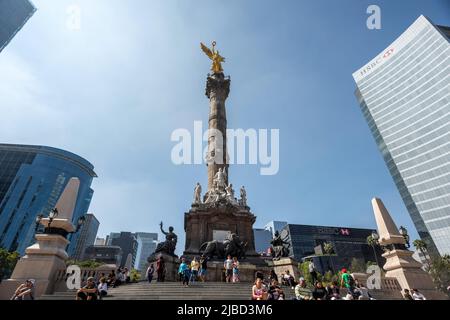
[372,198,447,300]
[205,72,230,193]
[0,178,80,299]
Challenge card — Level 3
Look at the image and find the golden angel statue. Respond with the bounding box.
[201,41,225,73]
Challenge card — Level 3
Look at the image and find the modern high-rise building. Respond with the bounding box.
[107,231,138,268]
[353,15,450,256]
[282,223,384,272]
[84,245,122,266]
[72,213,100,260]
[0,0,36,53]
[94,237,106,246]
[253,228,273,255]
[263,221,287,237]
[134,232,158,271]
[0,144,96,255]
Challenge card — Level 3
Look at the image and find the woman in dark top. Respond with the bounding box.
[312,281,327,300]
[269,270,278,283]
[267,280,285,300]
[325,281,340,300]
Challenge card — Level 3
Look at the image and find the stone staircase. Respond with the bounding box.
[40,281,296,300]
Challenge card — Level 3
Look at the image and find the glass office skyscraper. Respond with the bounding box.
[353,15,450,256]
[0,144,96,256]
[72,213,100,260]
[0,0,36,53]
[134,232,158,271]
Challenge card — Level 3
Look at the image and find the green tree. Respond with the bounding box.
[66,259,103,269]
[413,239,431,267]
[428,254,450,297]
[349,258,366,273]
[0,248,20,281]
[130,269,141,282]
[323,242,336,273]
[298,261,314,286]
[367,235,381,267]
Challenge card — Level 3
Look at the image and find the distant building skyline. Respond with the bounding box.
[353,15,450,257]
[107,231,138,267]
[84,245,122,266]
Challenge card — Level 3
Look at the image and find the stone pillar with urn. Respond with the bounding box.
[0,178,82,299]
[371,197,447,300]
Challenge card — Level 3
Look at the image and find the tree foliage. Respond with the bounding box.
[428,254,450,297]
[0,248,20,280]
[66,259,103,269]
[130,269,141,282]
[349,258,366,273]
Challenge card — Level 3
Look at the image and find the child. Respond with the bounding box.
[232,257,240,283]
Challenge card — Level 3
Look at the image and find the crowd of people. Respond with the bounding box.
[10,257,436,301]
[174,255,241,287]
[75,266,131,300]
[250,267,434,300]
[251,268,377,300]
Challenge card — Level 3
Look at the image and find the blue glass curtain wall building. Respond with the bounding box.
[0,144,96,256]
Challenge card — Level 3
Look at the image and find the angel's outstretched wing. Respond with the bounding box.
[200,42,213,59]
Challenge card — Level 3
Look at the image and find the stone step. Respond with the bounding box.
[40,282,295,300]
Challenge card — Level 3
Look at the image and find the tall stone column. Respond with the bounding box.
[205,72,230,192]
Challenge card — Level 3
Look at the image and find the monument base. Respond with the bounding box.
[272,257,301,284]
[200,257,272,282]
[147,253,179,282]
[383,249,448,300]
[184,201,257,256]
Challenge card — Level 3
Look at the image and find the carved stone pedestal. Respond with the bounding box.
[147,253,179,282]
[184,200,257,257]
[383,249,448,300]
[272,257,301,284]
[0,233,69,299]
[203,258,272,282]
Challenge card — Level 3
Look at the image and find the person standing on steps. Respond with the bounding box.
[190,257,200,284]
[178,258,190,287]
[232,257,240,283]
[224,255,233,283]
[157,256,166,282]
[146,264,155,283]
[199,255,208,282]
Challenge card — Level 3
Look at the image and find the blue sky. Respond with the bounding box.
[1,0,449,254]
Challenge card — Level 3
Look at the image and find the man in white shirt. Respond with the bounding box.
[224,255,233,283]
[412,289,426,300]
[308,260,317,284]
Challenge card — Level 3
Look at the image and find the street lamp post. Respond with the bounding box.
[34,214,43,231]
[399,226,410,248]
[371,231,380,267]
